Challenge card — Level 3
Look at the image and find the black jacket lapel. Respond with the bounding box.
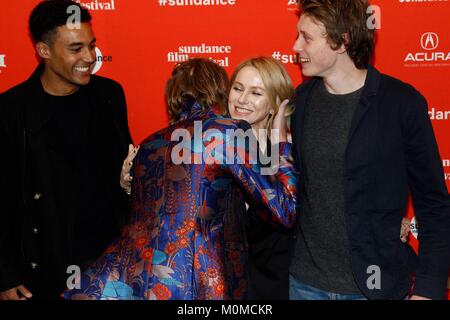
[347,65,381,145]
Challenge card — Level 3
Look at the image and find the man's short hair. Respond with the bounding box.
[299,0,375,69]
[29,0,92,44]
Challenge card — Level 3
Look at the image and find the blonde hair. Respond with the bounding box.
[230,57,295,132]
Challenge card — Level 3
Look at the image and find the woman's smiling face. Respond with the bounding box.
[228,66,273,131]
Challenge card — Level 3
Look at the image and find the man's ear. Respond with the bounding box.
[36,42,51,60]
[337,33,350,54]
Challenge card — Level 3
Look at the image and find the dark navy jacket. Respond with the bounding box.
[291,65,450,300]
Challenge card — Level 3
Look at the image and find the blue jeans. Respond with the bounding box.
[289,275,367,300]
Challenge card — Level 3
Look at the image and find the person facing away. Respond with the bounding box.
[289,0,450,300]
[0,0,133,300]
[64,58,298,300]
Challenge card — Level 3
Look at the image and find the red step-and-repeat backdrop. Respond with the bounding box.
[1,0,449,299]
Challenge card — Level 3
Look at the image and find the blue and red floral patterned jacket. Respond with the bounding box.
[64,101,297,300]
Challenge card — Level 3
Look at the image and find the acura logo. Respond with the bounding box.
[421,32,439,51]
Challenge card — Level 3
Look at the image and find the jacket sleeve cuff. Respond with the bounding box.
[278,142,292,159]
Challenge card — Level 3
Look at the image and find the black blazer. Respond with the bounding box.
[0,64,133,297]
[291,65,450,300]
[246,205,291,300]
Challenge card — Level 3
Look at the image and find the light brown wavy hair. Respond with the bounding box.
[166,58,230,123]
[298,0,375,69]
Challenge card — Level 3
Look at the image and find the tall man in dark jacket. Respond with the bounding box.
[0,0,133,300]
[290,0,450,300]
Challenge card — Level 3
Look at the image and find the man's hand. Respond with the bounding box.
[400,217,411,243]
[0,285,33,300]
[272,99,290,143]
[399,220,431,300]
[120,144,139,195]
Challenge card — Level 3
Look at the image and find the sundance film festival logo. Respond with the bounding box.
[158,0,236,7]
[272,51,299,65]
[75,0,116,10]
[410,217,419,239]
[405,32,450,66]
[429,107,450,121]
[444,159,450,168]
[167,44,231,67]
[398,0,449,3]
[92,47,113,74]
[443,159,450,181]
[0,54,6,73]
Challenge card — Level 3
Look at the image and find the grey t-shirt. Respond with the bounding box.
[290,80,363,294]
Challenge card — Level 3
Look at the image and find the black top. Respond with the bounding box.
[291,80,362,294]
[246,206,291,299]
[245,138,292,299]
[42,88,118,262]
